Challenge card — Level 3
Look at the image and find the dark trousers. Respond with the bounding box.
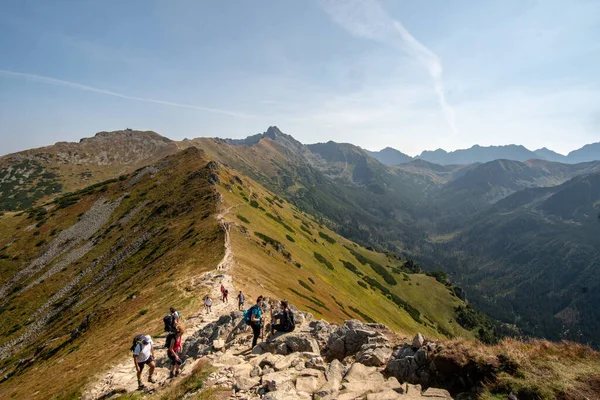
[251,323,261,348]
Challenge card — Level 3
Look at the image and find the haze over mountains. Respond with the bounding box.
[366,142,600,166]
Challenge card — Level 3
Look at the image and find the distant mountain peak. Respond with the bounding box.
[365,146,412,165]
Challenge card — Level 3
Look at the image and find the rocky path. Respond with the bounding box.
[82,202,241,399]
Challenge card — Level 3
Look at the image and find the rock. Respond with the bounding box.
[257,332,320,356]
[316,359,345,399]
[250,366,261,377]
[412,333,425,348]
[213,339,225,350]
[234,375,260,391]
[274,356,293,371]
[325,320,389,361]
[296,376,319,393]
[326,359,345,382]
[309,320,338,351]
[366,389,403,400]
[415,348,428,366]
[262,370,297,392]
[342,363,386,396]
[422,388,453,399]
[259,354,282,369]
[357,345,393,367]
[395,345,416,359]
[232,363,253,378]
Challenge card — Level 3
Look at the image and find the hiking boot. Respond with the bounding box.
[169,372,175,379]
[175,370,180,377]
[138,383,146,390]
[148,376,156,384]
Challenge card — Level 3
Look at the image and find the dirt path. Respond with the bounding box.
[82,202,241,399]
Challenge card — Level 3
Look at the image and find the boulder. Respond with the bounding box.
[325,320,389,361]
[422,388,453,399]
[412,333,425,348]
[415,348,428,366]
[366,390,403,400]
[256,332,320,355]
[309,320,338,351]
[357,344,393,367]
[296,376,319,394]
[341,363,387,396]
[315,359,345,399]
[212,339,225,350]
[234,375,260,391]
[262,370,297,392]
[183,311,245,357]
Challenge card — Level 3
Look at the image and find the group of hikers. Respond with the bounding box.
[131,285,295,390]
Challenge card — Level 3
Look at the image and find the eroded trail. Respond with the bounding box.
[82,202,241,399]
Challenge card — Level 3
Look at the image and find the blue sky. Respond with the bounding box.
[1,0,599,156]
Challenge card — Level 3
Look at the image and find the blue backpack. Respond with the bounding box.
[244,305,259,324]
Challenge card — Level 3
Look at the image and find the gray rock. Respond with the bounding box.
[257,332,320,356]
[357,345,393,367]
[366,390,402,400]
[234,375,260,391]
[296,376,319,394]
[250,366,261,377]
[415,348,428,366]
[412,333,425,348]
[325,320,389,361]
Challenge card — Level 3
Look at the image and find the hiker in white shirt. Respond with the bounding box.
[204,296,212,314]
[133,335,155,389]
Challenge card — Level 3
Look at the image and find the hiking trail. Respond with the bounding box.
[82,200,242,399]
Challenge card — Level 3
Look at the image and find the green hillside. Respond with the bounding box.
[0,148,472,399]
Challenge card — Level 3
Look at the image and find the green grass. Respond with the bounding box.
[313,252,334,270]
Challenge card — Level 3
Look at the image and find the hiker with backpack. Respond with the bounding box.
[131,334,155,389]
[223,288,229,303]
[237,290,245,311]
[220,284,225,299]
[245,295,264,348]
[166,324,185,378]
[204,295,212,314]
[163,307,180,333]
[270,300,295,335]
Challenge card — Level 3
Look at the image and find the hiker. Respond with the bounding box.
[163,307,179,333]
[270,300,295,335]
[249,295,264,348]
[132,335,155,389]
[223,288,229,303]
[204,295,212,314]
[237,290,245,311]
[220,284,225,298]
[166,324,185,378]
[170,307,181,323]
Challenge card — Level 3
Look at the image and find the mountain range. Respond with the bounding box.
[367,142,600,166]
[1,127,600,398]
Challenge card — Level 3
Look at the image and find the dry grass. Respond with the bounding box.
[441,337,600,399]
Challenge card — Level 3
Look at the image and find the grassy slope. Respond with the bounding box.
[0,148,222,399]
[214,166,469,339]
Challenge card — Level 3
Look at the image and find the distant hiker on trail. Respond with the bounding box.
[248,295,264,348]
[132,335,155,389]
[223,288,229,303]
[220,284,225,298]
[204,296,212,314]
[166,324,185,378]
[238,290,245,310]
[270,300,295,335]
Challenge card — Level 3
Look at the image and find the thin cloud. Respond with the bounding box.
[319,0,458,134]
[0,69,257,119]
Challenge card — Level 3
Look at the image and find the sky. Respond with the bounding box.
[0,0,599,157]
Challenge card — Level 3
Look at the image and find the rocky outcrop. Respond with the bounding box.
[183,311,246,358]
[386,334,438,386]
[324,320,391,361]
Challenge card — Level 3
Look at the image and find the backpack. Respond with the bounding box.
[130,334,145,352]
[285,310,296,332]
[224,289,229,296]
[163,315,176,332]
[244,305,258,324]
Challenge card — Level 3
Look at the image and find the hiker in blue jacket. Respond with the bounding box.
[249,295,264,348]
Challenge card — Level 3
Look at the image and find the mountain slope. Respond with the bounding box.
[534,147,567,162]
[428,172,600,344]
[0,130,181,212]
[0,147,470,399]
[567,142,600,163]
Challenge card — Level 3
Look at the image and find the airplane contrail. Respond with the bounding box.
[319,0,458,134]
[0,69,257,119]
